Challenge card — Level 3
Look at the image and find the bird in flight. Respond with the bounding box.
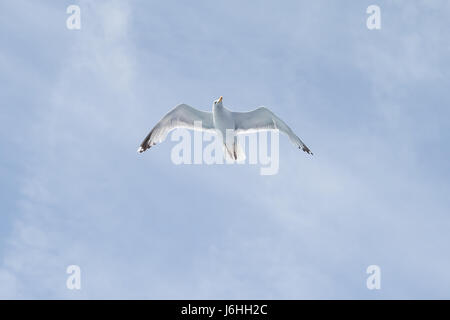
[138,96,313,160]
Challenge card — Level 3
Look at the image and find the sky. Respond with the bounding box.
[0,0,450,299]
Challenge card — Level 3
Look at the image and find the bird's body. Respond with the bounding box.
[213,102,240,159]
[138,96,313,158]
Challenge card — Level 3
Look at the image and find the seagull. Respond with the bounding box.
[138,96,313,159]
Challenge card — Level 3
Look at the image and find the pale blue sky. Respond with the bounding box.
[1,0,450,298]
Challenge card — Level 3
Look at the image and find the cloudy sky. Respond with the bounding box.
[1,0,449,299]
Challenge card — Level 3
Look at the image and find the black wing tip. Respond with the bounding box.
[300,146,313,155]
[137,145,150,153]
[138,128,158,154]
[137,141,157,154]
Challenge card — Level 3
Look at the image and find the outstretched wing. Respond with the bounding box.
[138,104,214,153]
[233,107,313,155]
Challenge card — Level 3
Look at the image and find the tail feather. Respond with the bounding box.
[235,142,246,162]
[223,142,246,162]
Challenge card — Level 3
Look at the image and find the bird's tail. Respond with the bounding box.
[224,142,246,162]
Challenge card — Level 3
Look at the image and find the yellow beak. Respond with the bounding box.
[218,96,223,103]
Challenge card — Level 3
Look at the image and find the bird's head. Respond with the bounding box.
[213,96,223,107]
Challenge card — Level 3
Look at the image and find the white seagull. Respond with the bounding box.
[138,96,313,159]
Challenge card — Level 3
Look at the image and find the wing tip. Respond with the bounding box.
[137,141,156,154]
[137,146,149,153]
[300,146,313,155]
